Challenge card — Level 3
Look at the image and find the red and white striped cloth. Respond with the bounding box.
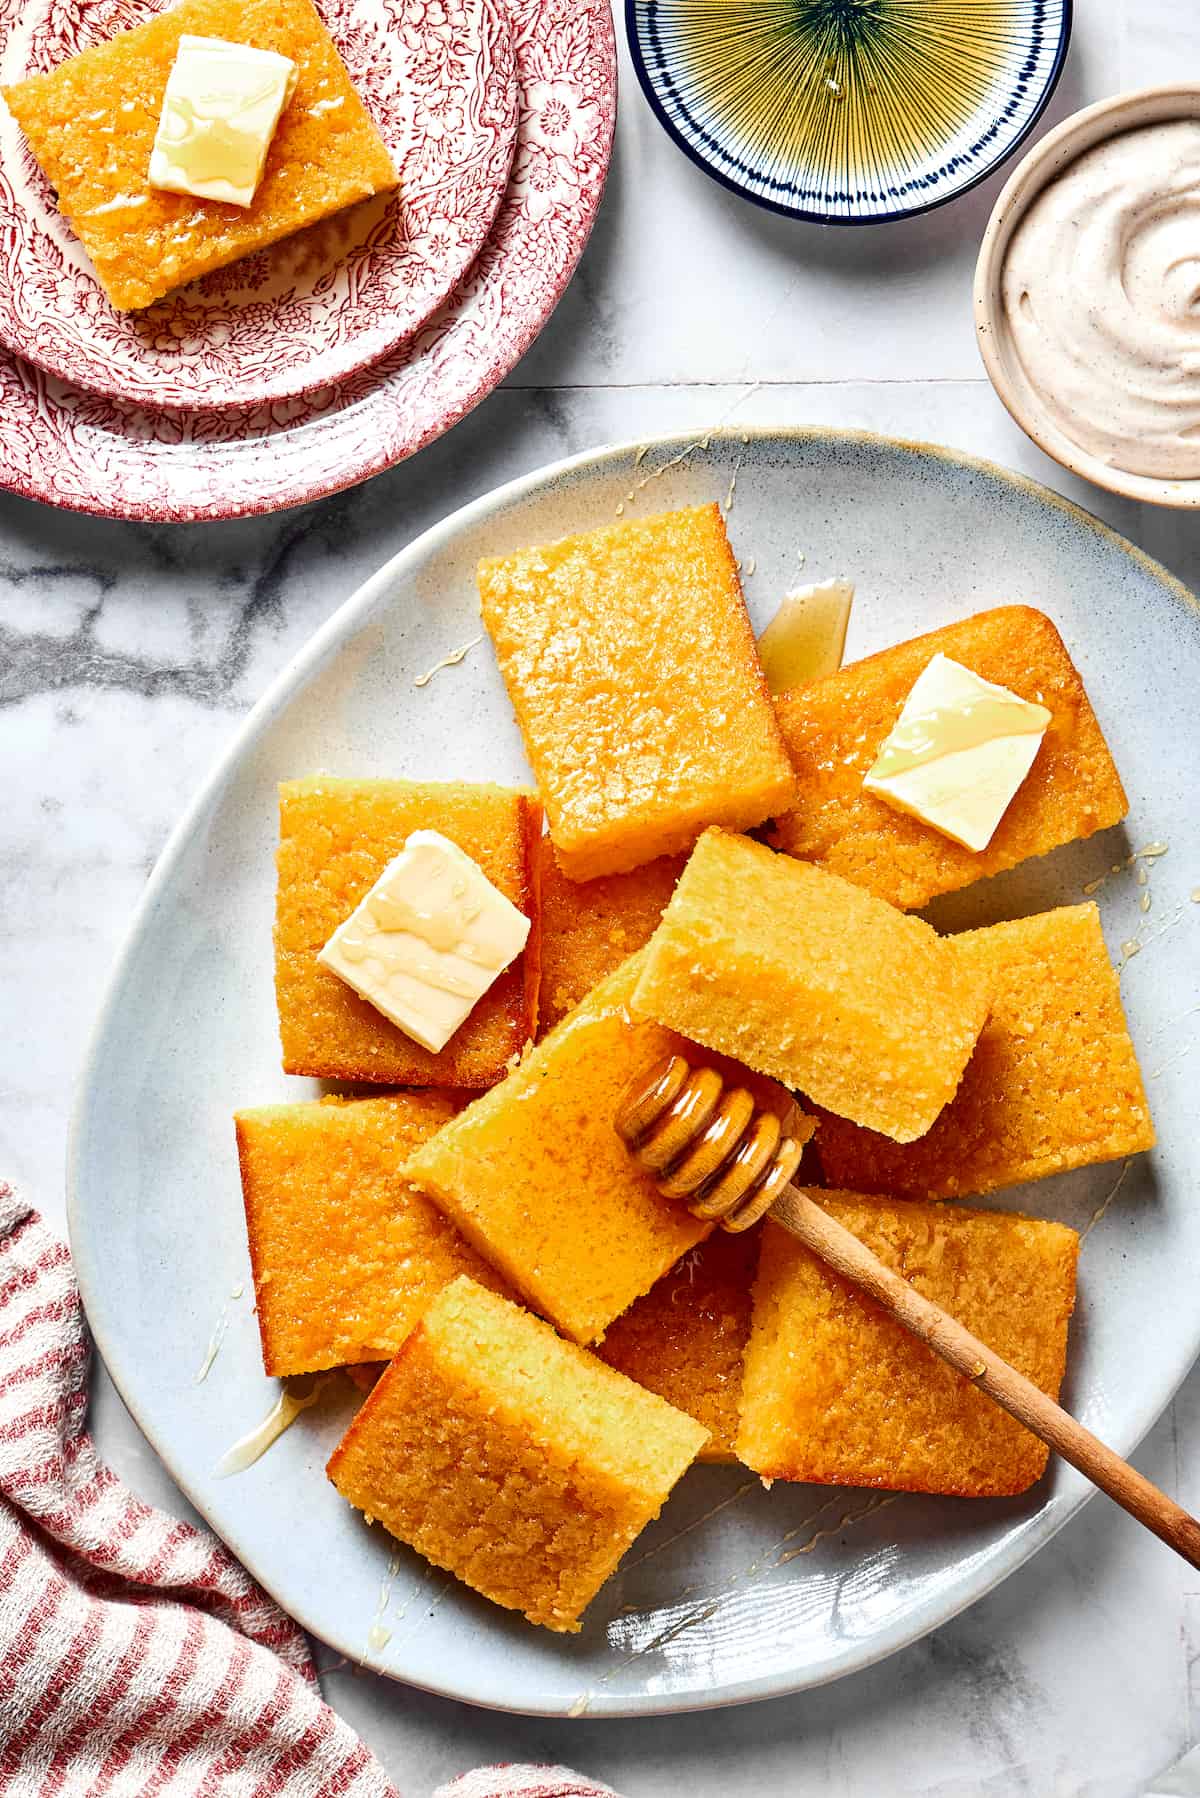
[0,1184,620,1798]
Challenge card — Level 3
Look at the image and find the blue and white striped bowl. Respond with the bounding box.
[627,0,1072,225]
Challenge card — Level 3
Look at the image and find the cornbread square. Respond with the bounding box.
[3,0,397,312]
[598,1229,759,1462]
[738,1196,1078,1497]
[274,778,542,1087]
[327,1277,709,1632]
[537,838,685,1036]
[478,505,796,881]
[403,951,811,1344]
[770,607,1128,910]
[236,1094,513,1377]
[817,903,1155,1201]
[633,830,992,1143]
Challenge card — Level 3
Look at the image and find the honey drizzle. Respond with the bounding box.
[618,1479,759,1574]
[215,1376,329,1476]
[1081,1158,1133,1242]
[617,386,762,518]
[596,1486,892,1692]
[413,635,483,689]
[194,1281,247,1383]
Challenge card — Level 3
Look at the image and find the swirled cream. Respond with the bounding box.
[1002,120,1200,478]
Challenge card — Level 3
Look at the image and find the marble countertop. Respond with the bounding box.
[2,3,1198,1793]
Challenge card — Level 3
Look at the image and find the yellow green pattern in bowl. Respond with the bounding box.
[627,0,1071,223]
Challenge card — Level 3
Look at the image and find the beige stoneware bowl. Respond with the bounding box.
[975,84,1200,510]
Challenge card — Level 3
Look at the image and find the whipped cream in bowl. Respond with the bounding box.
[975,87,1200,508]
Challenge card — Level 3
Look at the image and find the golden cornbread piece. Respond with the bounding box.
[633,830,992,1143]
[403,952,811,1344]
[537,838,685,1035]
[738,1196,1078,1497]
[478,505,796,881]
[817,903,1155,1200]
[597,1229,759,1462]
[274,778,542,1088]
[770,606,1127,910]
[236,1094,513,1377]
[3,0,397,312]
[327,1277,709,1632]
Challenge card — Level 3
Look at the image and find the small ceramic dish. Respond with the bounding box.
[626,0,1070,225]
[975,85,1200,509]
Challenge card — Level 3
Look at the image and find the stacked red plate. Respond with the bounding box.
[0,0,615,519]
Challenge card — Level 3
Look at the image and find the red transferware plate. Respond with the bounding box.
[0,0,519,408]
[0,0,614,518]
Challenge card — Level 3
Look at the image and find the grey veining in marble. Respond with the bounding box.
[2,0,1199,1790]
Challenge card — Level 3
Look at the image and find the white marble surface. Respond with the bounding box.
[2,5,1199,1793]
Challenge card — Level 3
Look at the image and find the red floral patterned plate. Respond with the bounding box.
[0,0,613,520]
[0,0,520,408]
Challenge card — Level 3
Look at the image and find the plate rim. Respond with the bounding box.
[624,0,1074,227]
[67,425,1200,1717]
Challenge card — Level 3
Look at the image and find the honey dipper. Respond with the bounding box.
[616,1053,1200,1570]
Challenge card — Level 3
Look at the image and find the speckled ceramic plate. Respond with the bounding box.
[69,429,1200,1716]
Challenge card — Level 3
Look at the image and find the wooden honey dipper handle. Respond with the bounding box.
[616,1054,1200,1572]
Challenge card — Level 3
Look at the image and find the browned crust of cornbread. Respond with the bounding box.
[478,504,797,882]
[402,950,812,1345]
[737,1196,1078,1498]
[236,1093,514,1377]
[597,1229,759,1462]
[536,838,685,1037]
[273,778,542,1087]
[632,829,992,1143]
[817,904,1155,1201]
[326,1277,709,1632]
[3,0,397,312]
[769,607,1128,910]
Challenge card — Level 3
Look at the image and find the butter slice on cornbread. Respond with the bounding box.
[273,778,542,1088]
[817,903,1155,1200]
[633,829,992,1143]
[318,830,531,1055]
[770,606,1127,910]
[3,0,397,311]
[236,1094,513,1376]
[738,1196,1078,1498]
[478,505,796,882]
[402,951,810,1344]
[862,653,1051,852]
[327,1276,709,1632]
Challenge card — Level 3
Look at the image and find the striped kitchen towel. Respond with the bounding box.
[0,1184,619,1798]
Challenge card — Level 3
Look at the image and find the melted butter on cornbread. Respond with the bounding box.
[318,830,530,1053]
[864,653,1051,852]
[149,35,298,208]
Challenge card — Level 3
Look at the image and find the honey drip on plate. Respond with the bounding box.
[215,1377,328,1477]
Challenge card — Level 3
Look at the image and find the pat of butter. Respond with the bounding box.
[757,579,854,694]
[148,35,297,208]
[318,830,530,1054]
[863,653,1051,853]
